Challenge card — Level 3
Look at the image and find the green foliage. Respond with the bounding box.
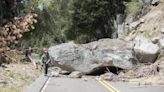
[125,0,140,14]
[65,0,127,43]
[21,0,126,47]
[124,0,142,20]
[143,31,153,38]
[21,0,67,48]
[1,0,144,49]
[0,0,24,25]
[6,70,15,79]
[4,70,16,85]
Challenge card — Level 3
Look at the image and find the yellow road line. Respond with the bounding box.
[98,80,120,92]
[102,80,120,92]
[98,80,116,92]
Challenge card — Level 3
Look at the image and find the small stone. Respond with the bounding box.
[139,18,145,23]
[95,76,101,81]
[139,30,145,33]
[82,77,88,82]
[5,68,10,71]
[100,72,116,81]
[118,72,126,78]
[151,37,160,44]
[151,0,159,5]
[60,70,70,75]
[1,64,8,68]
[160,28,164,33]
[51,67,62,72]
[51,71,59,77]
[159,24,164,33]
[69,71,83,78]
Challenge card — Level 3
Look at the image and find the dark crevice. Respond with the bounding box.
[86,66,123,76]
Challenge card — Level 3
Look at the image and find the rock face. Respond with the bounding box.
[134,36,159,63]
[49,39,137,74]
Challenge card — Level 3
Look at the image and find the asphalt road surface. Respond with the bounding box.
[25,75,164,92]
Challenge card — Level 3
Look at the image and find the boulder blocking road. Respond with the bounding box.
[25,75,164,92]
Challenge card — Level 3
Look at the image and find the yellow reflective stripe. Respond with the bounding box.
[98,80,116,92]
[101,80,120,92]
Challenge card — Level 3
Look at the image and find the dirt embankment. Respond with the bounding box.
[0,63,41,92]
[125,57,164,85]
[116,0,164,85]
[126,0,164,41]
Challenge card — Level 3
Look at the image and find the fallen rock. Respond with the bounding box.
[100,72,117,81]
[69,71,83,78]
[160,28,164,33]
[51,67,62,72]
[49,39,137,74]
[151,37,160,44]
[151,0,160,5]
[51,71,60,77]
[59,70,70,75]
[82,77,88,82]
[118,72,126,79]
[134,36,159,63]
[81,76,88,82]
[50,67,61,77]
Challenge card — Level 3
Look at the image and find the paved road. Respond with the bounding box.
[108,81,164,92]
[42,77,109,92]
[25,76,164,92]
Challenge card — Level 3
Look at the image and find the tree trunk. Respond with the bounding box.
[116,14,125,39]
[0,0,3,27]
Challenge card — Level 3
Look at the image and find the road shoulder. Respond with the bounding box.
[24,75,49,92]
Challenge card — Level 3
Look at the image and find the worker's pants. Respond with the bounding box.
[44,63,48,75]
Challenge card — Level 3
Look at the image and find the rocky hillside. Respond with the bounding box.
[125,0,164,41]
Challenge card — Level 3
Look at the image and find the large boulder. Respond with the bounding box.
[49,39,137,74]
[134,36,159,63]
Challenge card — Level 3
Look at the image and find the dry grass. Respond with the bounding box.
[0,87,19,92]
